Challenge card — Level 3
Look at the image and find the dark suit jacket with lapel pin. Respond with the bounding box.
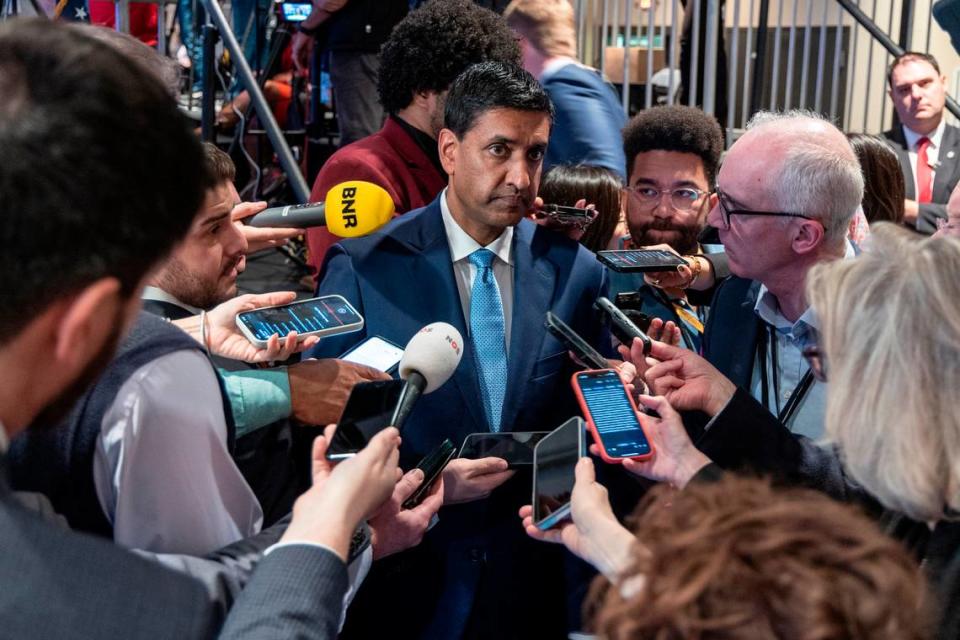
[883,123,960,234]
[309,195,613,639]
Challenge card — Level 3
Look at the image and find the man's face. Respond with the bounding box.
[625,150,710,255]
[889,58,947,134]
[440,107,550,242]
[155,181,247,309]
[705,135,797,283]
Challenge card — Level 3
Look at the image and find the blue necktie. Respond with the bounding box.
[468,248,508,432]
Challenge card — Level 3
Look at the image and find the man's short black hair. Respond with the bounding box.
[444,61,554,138]
[0,19,207,344]
[377,0,521,115]
[887,51,941,87]
[622,105,724,186]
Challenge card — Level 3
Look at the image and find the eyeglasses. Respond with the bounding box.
[801,345,828,382]
[626,185,708,212]
[714,185,815,229]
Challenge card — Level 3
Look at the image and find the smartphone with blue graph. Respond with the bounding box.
[235,294,364,348]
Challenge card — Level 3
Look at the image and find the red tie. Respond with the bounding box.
[917,136,933,204]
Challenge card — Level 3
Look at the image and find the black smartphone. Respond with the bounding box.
[236,294,364,348]
[326,379,405,460]
[594,296,652,354]
[544,311,609,370]
[532,417,586,530]
[458,431,551,467]
[402,439,456,510]
[596,249,687,273]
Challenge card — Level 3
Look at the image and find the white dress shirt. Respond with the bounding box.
[903,119,946,198]
[439,188,515,347]
[93,349,264,555]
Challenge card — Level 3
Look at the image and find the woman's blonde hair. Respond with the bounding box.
[807,223,960,521]
[504,0,578,59]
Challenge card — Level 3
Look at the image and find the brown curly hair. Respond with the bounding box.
[586,475,930,640]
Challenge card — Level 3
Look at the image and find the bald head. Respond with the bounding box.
[728,111,863,246]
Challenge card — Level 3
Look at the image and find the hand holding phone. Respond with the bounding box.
[403,439,456,509]
[596,249,687,273]
[326,380,405,460]
[458,431,550,468]
[544,311,609,370]
[594,296,652,354]
[339,335,404,373]
[572,369,653,463]
[236,294,364,349]
[442,457,513,505]
[532,417,586,530]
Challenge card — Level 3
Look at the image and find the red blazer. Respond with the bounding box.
[306,117,447,276]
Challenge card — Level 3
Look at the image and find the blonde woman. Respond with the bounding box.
[523,224,960,638]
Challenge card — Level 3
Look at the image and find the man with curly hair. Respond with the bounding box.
[306,0,521,275]
[612,105,724,351]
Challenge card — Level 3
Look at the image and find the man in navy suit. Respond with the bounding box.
[504,0,627,181]
[310,61,612,638]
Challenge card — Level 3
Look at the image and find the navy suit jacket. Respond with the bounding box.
[542,63,628,181]
[309,196,611,638]
[701,275,763,388]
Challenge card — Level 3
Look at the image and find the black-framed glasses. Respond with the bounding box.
[626,185,709,212]
[801,345,828,382]
[714,185,814,229]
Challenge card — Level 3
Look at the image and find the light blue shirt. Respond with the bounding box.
[747,242,855,439]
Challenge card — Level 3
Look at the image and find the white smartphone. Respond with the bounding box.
[235,294,364,348]
[339,336,404,373]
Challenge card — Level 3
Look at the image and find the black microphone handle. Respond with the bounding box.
[246,202,327,228]
[390,371,427,430]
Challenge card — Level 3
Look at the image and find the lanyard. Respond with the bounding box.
[758,325,816,425]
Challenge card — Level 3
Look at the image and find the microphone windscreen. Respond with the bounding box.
[324,181,395,238]
[399,322,465,394]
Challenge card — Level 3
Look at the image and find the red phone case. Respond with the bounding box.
[570,369,655,463]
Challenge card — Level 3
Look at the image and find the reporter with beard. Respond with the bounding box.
[0,19,401,639]
[609,106,724,351]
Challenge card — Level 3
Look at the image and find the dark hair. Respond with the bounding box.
[0,19,207,344]
[444,61,553,138]
[203,142,236,184]
[622,105,724,186]
[586,475,930,639]
[377,0,521,115]
[539,165,623,252]
[847,134,905,225]
[888,51,941,87]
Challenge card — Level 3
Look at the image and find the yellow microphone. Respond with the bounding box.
[246,180,395,237]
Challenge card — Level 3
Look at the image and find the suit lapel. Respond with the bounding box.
[500,222,555,432]
[886,127,916,199]
[935,125,960,201]
[394,203,487,431]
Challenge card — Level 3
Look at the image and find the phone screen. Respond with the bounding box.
[599,249,686,272]
[239,295,362,341]
[327,380,405,458]
[577,371,651,458]
[281,2,312,21]
[340,336,404,372]
[533,418,583,526]
[458,432,550,466]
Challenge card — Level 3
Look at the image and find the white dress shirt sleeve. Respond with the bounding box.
[93,350,263,555]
